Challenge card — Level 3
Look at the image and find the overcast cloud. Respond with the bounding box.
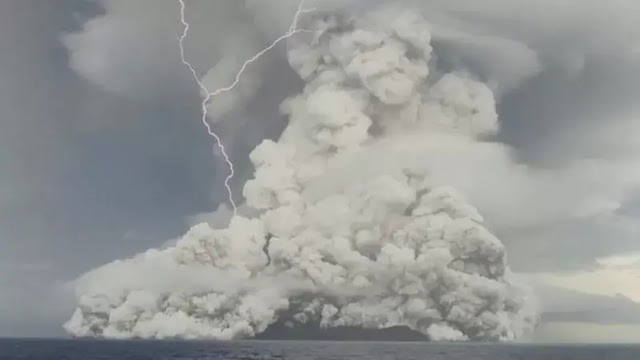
[2,0,640,339]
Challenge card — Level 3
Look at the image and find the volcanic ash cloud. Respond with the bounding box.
[64,5,538,341]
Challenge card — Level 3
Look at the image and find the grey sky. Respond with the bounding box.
[2,0,640,339]
[0,0,216,336]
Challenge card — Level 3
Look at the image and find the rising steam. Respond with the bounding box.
[64,4,538,341]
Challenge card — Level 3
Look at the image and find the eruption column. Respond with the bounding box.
[66,4,538,341]
[178,0,312,216]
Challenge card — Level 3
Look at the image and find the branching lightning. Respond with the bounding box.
[178,0,313,216]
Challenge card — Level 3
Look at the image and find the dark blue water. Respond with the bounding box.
[1,339,639,360]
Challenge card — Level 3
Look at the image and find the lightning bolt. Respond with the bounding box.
[178,0,313,217]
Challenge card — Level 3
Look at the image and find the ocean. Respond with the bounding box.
[1,339,640,360]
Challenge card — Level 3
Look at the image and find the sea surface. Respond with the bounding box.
[1,339,640,360]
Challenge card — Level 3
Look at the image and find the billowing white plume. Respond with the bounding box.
[64,4,537,341]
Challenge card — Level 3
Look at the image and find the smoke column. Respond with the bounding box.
[64,3,538,341]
